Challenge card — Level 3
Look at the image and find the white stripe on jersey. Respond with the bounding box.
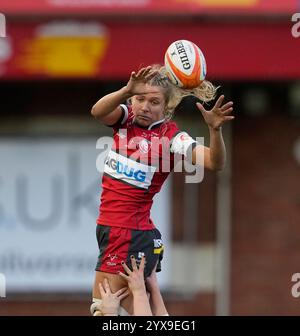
[104,150,156,190]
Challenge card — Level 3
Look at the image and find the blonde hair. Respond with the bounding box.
[149,64,218,121]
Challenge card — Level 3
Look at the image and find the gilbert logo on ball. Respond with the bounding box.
[164,40,206,89]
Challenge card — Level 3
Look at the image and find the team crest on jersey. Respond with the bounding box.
[138,139,151,154]
[128,138,151,154]
[106,254,119,266]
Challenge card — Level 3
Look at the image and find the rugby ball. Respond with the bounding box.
[164,40,206,89]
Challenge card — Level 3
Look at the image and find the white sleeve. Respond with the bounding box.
[170,131,198,157]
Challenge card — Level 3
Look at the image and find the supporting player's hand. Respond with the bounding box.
[196,95,234,130]
[98,278,129,316]
[119,255,147,295]
[125,66,159,96]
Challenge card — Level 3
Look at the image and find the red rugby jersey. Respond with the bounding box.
[97,104,197,230]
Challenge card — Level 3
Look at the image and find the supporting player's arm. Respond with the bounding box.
[119,256,153,316]
[193,95,234,171]
[146,266,169,316]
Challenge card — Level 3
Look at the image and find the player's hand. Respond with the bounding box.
[196,95,234,130]
[98,278,129,315]
[125,66,159,96]
[119,255,147,295]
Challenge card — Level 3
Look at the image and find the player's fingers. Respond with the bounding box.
[118,270,129,281]
[196,102,206,113]
[143,66,152,73]
[143,66,152,74]
[103,278,111,293]
[223,116,235,121]
[121,261,132,274]
[114,286,128,298]
[221,107,234,115]
[140,67,152,80]
[118,288,130,300]
[221,101,233,111]
[130,255,138,271]
[145,70,158,81]
[139,255,146,272]
[222,107,234,115]
[136,66,150,78]
[116,286,128,294]
[215,95,225,108]
[135,68,145,78]
[98,282,106,296]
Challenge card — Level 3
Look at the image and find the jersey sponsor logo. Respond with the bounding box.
[153,239,164,254]
[153,239,163,248]
[104,150,156,189]
[106,157,146,182]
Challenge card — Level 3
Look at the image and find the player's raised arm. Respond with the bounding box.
[91,86,131,125]
[193,95,234,171]
[91,66,158,125]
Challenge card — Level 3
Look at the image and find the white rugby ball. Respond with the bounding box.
[164,39,207,89]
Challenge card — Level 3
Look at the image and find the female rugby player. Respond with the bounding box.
[90,65,234,315]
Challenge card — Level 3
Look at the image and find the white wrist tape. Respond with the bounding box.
[91,298,131,316]
[90,299,103,316]
[170,132,197,158]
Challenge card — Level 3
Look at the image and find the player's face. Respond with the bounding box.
[131,85,166,127]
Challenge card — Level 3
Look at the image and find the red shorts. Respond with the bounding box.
[95,224,164,277]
